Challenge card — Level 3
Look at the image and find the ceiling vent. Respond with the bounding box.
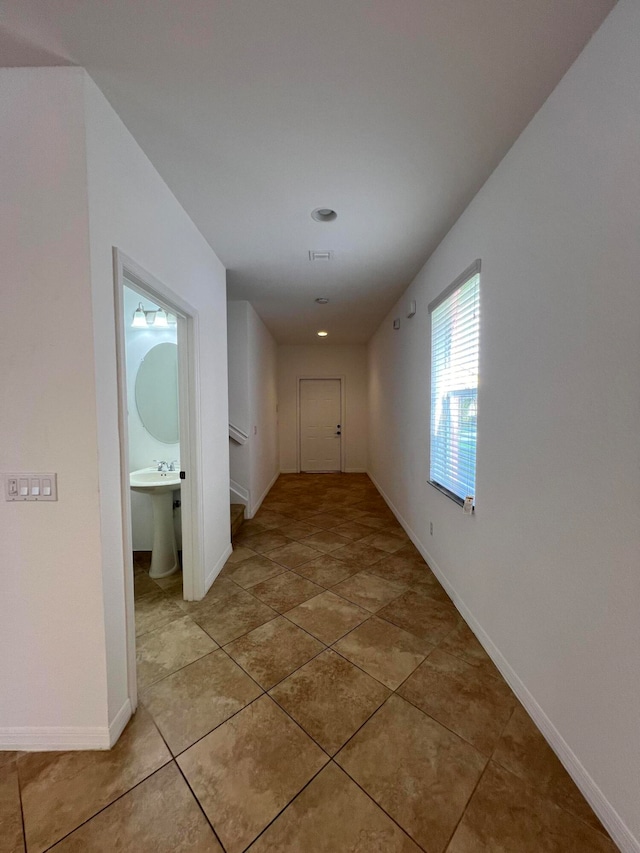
[308,250,333,261]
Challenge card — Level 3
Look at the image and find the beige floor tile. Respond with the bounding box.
[378,589,459,643]
[371,553,437,588]
[0,759,24,853]
[356,514,393,530]
[398,649,516,755]
[241,530,293,554]
[222,554,285,589]
[251,509,291,529]
[234,520,269,541]
[492,705,608,833]
[248,762,421,852]
[135,589,184,637]
[137,616,218,689]
[336,694,486,853]
[152,569,183,592]
[0,751,18,769]
[271,520,323,540]
[141,650,262,755]
[325,505,370,521]
[134,570,160,599]
[194,589,277,645]
[225,616,324,689]
[330,520,375,541]
[300,529,352,553]
[395,542,427,563]
[360,530,408,553]
[247,571,323,611]
[269,649,390,754]
[293,554,357,587]
[225,544,257,565]
[178,695,327,853]
[333,616,433,689]
[332,570,407,612]
[438,619,503,680]
[177,576,240,616]
[265,541,323,568]
[51,763,221,852]
[285,590,370,644]
[331,541,389,569]
[19,707,170,853]
[303,512,346,529]
[446,761,617,853]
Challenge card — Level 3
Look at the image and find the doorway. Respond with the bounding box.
[113,249,204,710]
[299,378,343,472]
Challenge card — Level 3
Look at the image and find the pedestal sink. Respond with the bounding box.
[130,468,181,578]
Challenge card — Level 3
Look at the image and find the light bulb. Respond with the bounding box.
[132,303,146,327]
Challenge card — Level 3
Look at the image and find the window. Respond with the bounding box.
[429,260,480,506]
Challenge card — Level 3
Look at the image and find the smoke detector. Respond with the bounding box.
[315,297,329,304]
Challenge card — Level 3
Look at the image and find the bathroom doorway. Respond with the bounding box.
[113,250,204,710]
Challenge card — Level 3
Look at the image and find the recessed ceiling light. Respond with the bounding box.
[317,330,328,337]
[311,208,337,222]
[315,297,329,304]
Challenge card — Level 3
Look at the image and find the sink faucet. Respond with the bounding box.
[154,460,169,472]
[168,460,179,472]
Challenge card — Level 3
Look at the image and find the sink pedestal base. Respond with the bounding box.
[149,490,179,578]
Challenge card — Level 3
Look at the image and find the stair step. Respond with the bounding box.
[230,503,245,540]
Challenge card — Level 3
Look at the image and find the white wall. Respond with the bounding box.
[227,301,279,516]
[247,305,279,510]
[0,68,108,740]
[278,345,368,473]
[368,3,640,849]
[0,67,230,747]
[83,72,230,727]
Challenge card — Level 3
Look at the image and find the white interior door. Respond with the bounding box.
[299,379,342,472]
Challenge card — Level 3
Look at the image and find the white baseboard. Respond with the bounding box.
[205,542,233,594]
[247,470,279,519]
[368,470,639,853]
[345,468,367,473]
[108,699,132,747]
[0,725,112,751]
[279,468,297,474]
[0,698,133,752]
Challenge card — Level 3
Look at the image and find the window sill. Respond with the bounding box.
[428,480,471,510]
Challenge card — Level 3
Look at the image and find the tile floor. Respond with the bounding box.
[2,474,618,852]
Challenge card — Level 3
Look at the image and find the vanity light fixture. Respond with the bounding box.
[154,308,169,328]
[132,303,147,328]
[317,330,329,337]
[131,302,175,328]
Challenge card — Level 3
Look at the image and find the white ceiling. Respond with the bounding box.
[0,0,615,343]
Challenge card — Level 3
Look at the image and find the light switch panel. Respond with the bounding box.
[4,473,57,501]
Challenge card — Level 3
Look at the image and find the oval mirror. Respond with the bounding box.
[135,342,179,443]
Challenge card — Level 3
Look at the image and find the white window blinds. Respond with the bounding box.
[429,261,480,505]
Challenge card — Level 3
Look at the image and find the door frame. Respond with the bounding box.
[296,376,346,473]
[113,248,205,711]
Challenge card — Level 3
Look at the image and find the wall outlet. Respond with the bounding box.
[430,521,433,535]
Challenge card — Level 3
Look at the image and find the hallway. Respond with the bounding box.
[5,475,615,852]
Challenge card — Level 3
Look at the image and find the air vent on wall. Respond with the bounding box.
[308,250,333,261]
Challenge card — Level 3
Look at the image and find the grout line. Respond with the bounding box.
[332,757,429,852]
[174,759,228,852]
[40,760,174,851]
[237,761,329,852]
